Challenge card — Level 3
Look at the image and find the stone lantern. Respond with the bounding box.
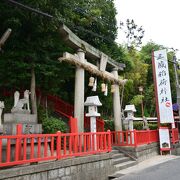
[124,105,136,131]
[84,96,102,133]
[124,104,136,144]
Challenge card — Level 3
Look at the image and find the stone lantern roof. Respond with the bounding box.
[124,105,136,112]
[84,96,102,106]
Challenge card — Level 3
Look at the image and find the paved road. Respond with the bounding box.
[119,157,180,180]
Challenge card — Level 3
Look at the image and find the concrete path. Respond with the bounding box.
[116,155,180,179]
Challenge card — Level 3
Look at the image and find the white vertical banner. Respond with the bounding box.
[153,49,174,123]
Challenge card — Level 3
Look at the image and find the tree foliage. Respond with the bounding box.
[58,0,118,47]
[0,0,124,116]
[0,0,178,120]
[119,42,177,117]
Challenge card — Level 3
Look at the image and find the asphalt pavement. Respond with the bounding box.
[116,155,180,180]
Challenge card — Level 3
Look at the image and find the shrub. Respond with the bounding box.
[42,117,68,134]
[133,122,158,130]
[133,121,143,130]
[148,123,158,130]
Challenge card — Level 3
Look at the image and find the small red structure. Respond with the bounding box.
[69,116,78,133]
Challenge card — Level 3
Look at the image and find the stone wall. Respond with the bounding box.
[172,143,180,155]
[0,153,115,180]
[114,143,159,162]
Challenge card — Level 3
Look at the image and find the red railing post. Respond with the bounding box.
[15,124,22,161]
[107,130,112,152]
[74,133,78,153]
[148,129,151,144]
[56,131,61,160]
[176,128,179,143]
[171,129,175,144]
[134,130,137,147]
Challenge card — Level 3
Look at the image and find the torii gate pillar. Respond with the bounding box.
[111,68,122,131]
[74,49,85,132]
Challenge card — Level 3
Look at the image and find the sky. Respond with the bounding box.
[114,0,180,57]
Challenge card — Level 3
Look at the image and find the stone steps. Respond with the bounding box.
[112,153,125,159]
[114,160,137,171]
[111,149,120,154]
[108,149,137,179]
[113,157,131,165]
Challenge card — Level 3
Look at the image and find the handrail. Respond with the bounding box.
[117,148,137,161]
[37,90,105,132]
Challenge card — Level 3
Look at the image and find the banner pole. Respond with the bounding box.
[152,50,161,128]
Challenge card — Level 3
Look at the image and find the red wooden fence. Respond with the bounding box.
[0,127,179,168]
[0,125,111,168]
[111,128,179,147]
[135,130,159,145]
[111,130,159,147]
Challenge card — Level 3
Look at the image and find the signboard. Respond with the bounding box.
[153,49,174,123]
[159,127,171,152]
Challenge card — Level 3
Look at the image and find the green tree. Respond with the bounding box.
[57,0,118,48]
[122,47,148,115]
[119,19,145,49]
[0,0,123,119]
[0,0,72,111]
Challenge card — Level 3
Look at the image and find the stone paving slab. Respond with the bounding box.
[116,155,180,175]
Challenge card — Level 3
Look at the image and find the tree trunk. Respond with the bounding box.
[30,67,37,115]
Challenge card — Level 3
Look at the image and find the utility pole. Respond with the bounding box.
[139,86,144,118]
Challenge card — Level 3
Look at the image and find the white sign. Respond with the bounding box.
[159,128,171,150]
[153,49,174,123]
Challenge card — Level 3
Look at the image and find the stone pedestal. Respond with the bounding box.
[4,113,37,123]
[2,113,42,135]
[1,113,43,162]
[3,123,42,135]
